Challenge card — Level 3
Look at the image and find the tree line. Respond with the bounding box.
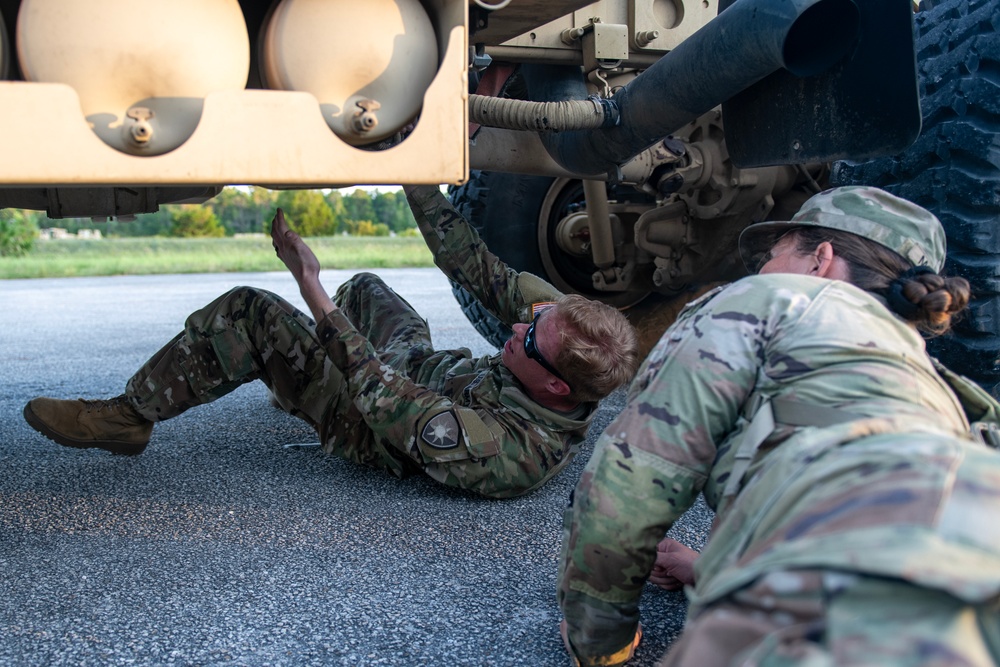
[1,187,420,256]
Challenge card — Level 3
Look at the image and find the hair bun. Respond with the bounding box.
[885,266,936,319]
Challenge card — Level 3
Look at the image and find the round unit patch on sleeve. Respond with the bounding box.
[421,411,461,450]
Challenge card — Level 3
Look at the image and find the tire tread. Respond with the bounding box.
[833,0,1000,394]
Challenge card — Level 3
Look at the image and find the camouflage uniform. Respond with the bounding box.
[558,188,1000,665]
[125,186,591,499]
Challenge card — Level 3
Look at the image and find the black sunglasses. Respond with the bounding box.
[523,314,570,386]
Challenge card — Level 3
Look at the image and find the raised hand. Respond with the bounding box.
[270,208,336,321]
[270,208,321,288]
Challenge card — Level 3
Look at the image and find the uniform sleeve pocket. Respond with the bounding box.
[416,408,502,463]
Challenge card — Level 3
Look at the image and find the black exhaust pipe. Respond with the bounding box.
[524,0,861,177]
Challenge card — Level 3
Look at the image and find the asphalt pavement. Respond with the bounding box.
[0,269,712,666]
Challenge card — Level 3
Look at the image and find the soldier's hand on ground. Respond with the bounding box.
[271,208,321,287]
[648,538,698,591]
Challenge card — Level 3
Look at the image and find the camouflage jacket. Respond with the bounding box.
[558,273,1000,663]
[310,186,592,499]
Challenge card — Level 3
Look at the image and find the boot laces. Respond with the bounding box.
[82,396,130,414]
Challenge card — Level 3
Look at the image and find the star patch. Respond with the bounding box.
[421,411,460,450]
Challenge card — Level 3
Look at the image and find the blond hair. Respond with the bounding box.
[551,294,640,402]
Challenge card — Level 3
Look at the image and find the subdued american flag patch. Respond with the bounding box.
[531,302,557,318]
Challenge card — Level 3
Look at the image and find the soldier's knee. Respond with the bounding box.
[205,287,292,322]
[337,272,389,304]
[222,285,266,303]
[351,272,386,289]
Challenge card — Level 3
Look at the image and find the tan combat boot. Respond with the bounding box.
[23,396,153,456]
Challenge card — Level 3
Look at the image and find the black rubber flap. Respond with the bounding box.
[722,0,921,168]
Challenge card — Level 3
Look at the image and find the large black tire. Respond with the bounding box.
[448,171,650,348]
[832,0,1000,396]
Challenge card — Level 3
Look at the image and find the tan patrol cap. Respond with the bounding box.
[739,186,947,273]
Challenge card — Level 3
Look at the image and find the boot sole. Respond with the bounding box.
[23,403,148,456]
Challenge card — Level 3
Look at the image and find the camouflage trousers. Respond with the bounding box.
[125,273,432,475]
[659,570,1000,667]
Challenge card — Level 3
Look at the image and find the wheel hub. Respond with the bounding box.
[553,211,596,258]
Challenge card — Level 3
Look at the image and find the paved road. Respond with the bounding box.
[0,270,711,666]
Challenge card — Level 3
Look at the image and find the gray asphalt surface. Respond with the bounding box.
[0,269,712,666]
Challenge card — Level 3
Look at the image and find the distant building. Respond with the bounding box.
[39,228,103,240]
[38,228,69,240]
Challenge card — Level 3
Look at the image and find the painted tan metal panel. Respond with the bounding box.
[471,0,597,44]
[491,0,717,55]
[0,4,467,187]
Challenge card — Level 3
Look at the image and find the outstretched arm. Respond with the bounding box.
[270,208,336,322]
[403,185,561,327]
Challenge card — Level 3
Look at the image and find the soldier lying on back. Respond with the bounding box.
[558,187,1000,666]
[23,186,639,499]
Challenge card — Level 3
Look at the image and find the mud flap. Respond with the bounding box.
[723,0,920,167]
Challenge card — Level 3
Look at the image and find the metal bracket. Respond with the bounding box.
[564,18,629,76]
[587,69,612,98]
[469,44,493,72]
[593,263,636,292]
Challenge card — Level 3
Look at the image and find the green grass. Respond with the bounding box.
[0,235,435,279]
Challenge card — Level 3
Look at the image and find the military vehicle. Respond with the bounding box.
[0,0,996,393]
